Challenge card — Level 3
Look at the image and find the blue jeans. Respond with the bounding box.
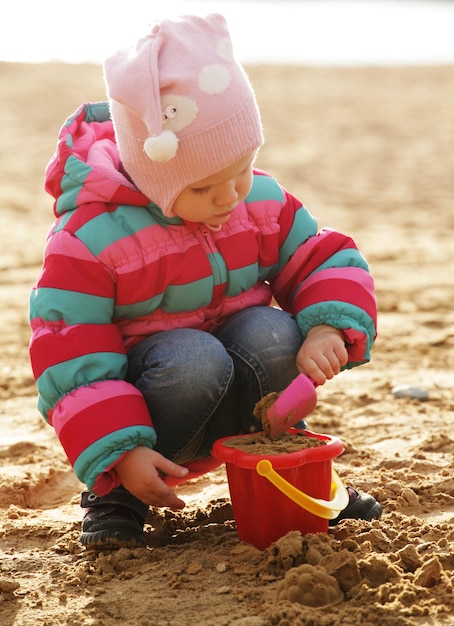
[126,306,302,464]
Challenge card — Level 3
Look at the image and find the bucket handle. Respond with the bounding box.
[256,459,349,520]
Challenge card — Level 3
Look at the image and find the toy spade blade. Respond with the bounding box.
[266,374,318,439]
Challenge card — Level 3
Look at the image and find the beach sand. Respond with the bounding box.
[1,61,453,625]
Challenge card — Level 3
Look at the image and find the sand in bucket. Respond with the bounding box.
[211,429,346,550]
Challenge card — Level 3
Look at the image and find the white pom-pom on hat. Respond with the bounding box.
[144,130,179,162]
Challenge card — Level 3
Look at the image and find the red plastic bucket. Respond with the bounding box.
[211,429,344,550]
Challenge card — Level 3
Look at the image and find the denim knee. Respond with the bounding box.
[214,306,301,395]
[126,329,234,460]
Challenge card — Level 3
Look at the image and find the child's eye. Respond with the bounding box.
[192,186,210,195]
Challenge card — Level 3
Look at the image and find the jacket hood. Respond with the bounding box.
[45,102,150,217]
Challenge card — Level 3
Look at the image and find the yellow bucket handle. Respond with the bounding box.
[256,459,349,520]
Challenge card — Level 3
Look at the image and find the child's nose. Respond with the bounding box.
[215,180,238,207]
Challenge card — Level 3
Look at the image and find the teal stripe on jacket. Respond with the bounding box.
[279,205,318,268]
[30,288,113,325]
[75,206,156,256]
[226,263,260,296]
[36,352,128,418]
[246,174,285,203]
[309,249,370,276]
[56,156,92,215]
[160,279,213,311]
[296,301,376,361]
[52,210,74,233]
[74,426,157,491]
[82,101,112,124]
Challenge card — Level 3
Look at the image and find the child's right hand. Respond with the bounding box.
[114,446,189,510]
[296,324,348,385]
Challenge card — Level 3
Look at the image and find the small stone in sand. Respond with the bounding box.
[392,385,429,401]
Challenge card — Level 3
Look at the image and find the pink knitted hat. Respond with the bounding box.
[103,13,264,216]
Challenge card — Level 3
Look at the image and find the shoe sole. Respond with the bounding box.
[81,527,146,550]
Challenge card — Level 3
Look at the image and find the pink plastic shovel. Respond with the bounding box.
[265,374,318,439]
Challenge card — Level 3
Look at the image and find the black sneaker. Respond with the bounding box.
[80,486,149,549]
[329,487,382,527]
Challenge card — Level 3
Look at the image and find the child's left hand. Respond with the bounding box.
[296,325,348,386]
[115,446,189,510]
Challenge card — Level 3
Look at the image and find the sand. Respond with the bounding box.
[1,61,453,626]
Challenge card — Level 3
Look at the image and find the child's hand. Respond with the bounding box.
[296,325,348,386]
[115,446,189,509]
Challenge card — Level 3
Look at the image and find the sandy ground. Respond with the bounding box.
[1,61,453,626]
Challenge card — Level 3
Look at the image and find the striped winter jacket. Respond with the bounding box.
[29,102,377,495]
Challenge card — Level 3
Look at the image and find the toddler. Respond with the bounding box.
[29,14,381,548]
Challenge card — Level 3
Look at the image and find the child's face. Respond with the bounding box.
[172,151,256,228]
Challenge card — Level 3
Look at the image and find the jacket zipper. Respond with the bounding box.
[199,226,223,286]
